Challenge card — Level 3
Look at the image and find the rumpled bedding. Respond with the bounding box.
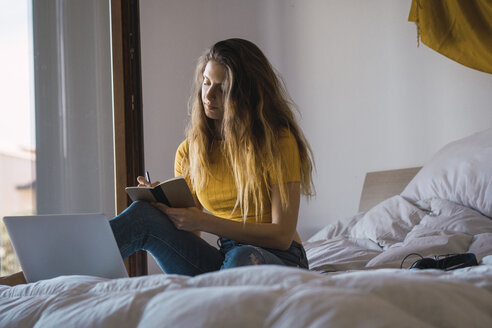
[1,196,491,328]
[1,264,491,328]
[305,196,492,272]
[1,202,492,328]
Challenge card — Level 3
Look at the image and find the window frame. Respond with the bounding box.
[111,0,147,277]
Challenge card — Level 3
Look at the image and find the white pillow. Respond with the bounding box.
[350,196,427,249]
[401,128,492,218]
[414,198,492,236]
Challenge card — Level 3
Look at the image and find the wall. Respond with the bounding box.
[140,0,492,265]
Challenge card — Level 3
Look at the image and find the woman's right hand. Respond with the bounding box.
[136,176,160,188]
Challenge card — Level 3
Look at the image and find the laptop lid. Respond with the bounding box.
[3,213,129,283]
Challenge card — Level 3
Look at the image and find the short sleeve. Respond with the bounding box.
[270,131,301,184]
[174,140,188,178]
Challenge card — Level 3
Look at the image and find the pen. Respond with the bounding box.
[145,171,151,184]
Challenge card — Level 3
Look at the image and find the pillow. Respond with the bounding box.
[401,128,492,218]
[349,196,427,249]
[414,198,492,236]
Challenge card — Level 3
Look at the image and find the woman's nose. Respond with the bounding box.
[205,86,216,101]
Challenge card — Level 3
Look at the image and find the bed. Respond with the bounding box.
[1,128,492,327]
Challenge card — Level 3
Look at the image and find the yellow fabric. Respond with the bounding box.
[408,0,492,74]
[174,130,301,223]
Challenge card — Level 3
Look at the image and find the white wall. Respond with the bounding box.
[140,0,492,246]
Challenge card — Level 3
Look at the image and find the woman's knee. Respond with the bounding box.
[117,201,174,231]
[125,200,155,214]
[110,201,178,254]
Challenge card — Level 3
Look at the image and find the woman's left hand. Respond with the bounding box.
[151,202,204,231]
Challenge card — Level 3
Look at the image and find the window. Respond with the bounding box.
[0,0,115,276]
[0,0,35,276]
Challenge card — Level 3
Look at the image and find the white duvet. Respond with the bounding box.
[1,263,492,328]
[2,196,492,327]
[1,197,492,327]
[305,196,492,272]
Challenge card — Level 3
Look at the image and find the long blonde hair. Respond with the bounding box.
[184,38,315,220]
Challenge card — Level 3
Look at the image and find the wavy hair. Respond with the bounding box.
[184,38,315,220]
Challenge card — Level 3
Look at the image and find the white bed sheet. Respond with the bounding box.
[1,195,492,327]
[1,264,491,328]
[305,196,492,272]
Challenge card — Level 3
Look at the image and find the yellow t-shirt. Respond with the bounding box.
[174,130,301,223]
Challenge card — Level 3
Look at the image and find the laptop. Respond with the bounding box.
[3,213,129,283]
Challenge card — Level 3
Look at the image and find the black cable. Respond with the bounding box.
[400,253,424,269]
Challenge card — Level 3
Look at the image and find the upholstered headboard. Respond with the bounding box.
[358,167,422,213]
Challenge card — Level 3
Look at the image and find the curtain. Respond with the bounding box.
[409,0,492,74]
[33,0,115,217]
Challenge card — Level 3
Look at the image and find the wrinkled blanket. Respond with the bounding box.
[1,264,491,328]
[2,196,492,327]
[305,196,492,272]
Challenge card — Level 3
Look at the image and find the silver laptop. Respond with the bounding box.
[3,213,129,283]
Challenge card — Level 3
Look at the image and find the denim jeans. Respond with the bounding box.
[109,201,309,276]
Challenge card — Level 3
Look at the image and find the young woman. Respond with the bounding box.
[110,38,315,276]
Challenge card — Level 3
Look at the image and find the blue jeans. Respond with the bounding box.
[109,201,309,276]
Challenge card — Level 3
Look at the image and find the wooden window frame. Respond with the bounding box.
[111,0,147,277]
[0,0,147,284]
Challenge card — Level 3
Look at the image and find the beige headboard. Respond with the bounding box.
[358,167,422,213]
